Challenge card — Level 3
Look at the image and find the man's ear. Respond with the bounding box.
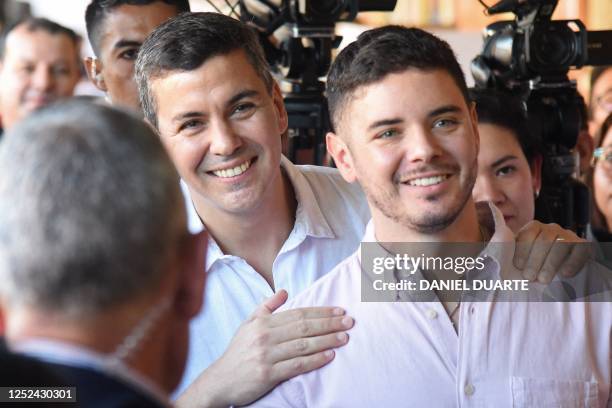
[84,57,107,92]
[327,131,357,183]
[271,82,288,135]
[174,231,207,318]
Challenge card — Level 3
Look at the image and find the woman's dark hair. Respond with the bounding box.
[469,88,542,164]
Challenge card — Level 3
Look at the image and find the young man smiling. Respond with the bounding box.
[252,25,612,407]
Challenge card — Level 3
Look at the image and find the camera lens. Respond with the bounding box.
[531,24,577,70]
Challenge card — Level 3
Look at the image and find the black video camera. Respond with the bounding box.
[471,0,612,236]
[239,0,396,164]
[472,0,611,84]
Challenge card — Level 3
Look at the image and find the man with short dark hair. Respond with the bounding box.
[84,0,190,110]
[0,18,81,131]
[135,12,369,407]
[252,25,612,407]
[0,101,207,407]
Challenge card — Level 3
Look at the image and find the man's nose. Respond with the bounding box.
[405,127,442,163]
[31,66,55,92]
[209,119,243,157]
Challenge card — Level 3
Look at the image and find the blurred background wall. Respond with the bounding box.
[1,0,610,95]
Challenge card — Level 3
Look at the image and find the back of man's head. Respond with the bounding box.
[85,0,190,56]
[135,11,273,129]
[0,101,184,316]
[0,17,79,61]
[326,25,469,132]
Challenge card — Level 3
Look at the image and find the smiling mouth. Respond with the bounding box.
[209,158,253,178]
[405,174,450,187]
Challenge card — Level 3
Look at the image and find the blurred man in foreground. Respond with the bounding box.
[0,101,206,407]
[0,18,81,132]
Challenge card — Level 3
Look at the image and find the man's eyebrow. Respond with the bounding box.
[227,90,259,107]
[367,118,403,131]
[365,104,464,131]
[491,155,519,168]
[427,105,462,118]
[170,91,261,123]
[113,39,141,50]
[172,111,205,123]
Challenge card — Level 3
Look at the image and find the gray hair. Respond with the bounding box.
[0,101,185,316]
[135,12,274,129]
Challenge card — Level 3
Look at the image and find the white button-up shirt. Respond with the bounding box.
[252,214,612,407]
[177,156,370,393]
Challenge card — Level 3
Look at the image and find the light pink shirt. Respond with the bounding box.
[252,211,612,407]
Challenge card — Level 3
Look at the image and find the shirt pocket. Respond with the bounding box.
[511,376,599,408]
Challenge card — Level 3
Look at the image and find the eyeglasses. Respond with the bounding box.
[592,146,612,169]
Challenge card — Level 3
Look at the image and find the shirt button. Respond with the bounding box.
[426,309,438,319]
[464,383,475,396]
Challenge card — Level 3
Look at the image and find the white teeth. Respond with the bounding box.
[212,160,251,178]
[407,175,448,187]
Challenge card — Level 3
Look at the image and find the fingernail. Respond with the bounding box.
[325,350,335,358]
[337,332,348,342]
[333,308,345,316]
[341,316,354,327]
[523,270,535,281]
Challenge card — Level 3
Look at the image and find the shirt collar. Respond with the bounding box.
[183,156,336,272]
[10,338,171,407]
[358,202,512,301]
[360,202,511,246]
[280,155,335,239]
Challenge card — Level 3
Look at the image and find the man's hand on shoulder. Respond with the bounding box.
[176,289,353,407]
[512,221,591,283]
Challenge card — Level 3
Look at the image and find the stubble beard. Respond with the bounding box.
[363,156,478,234]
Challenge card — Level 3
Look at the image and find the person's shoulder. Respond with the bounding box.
[49,363,166,408]
[295,164,368,214]
[295,164,360,195]
[283,250,361,310]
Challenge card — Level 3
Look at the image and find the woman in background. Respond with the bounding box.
[470,88,542,234]
[589,113,612,241]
